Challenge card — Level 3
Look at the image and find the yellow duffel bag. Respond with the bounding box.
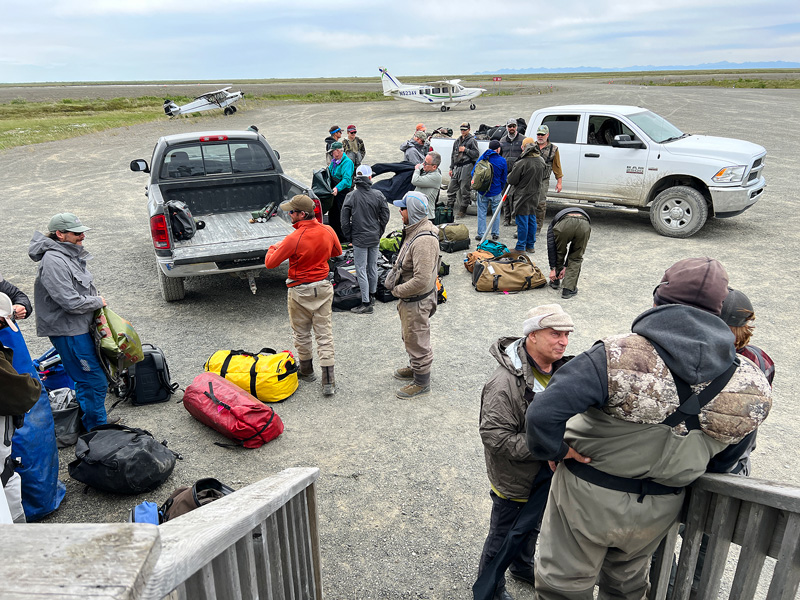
[204,348,298,403]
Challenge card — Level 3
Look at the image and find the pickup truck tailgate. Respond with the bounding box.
[171,210,292,265]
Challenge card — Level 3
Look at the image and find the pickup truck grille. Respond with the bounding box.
[747,154,766,184]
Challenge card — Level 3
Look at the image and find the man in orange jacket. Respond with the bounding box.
[265,195,342,396]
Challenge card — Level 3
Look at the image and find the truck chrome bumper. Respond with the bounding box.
[156,259,283,278]
[710,177,766,217]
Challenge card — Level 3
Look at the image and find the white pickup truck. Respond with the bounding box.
[430,105,767,238]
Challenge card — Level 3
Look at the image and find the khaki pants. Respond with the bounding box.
[534,466,682,600]
[553,216,591,292]
[536,179,550,233]
[287,281,335,367]
[397,294,436,375]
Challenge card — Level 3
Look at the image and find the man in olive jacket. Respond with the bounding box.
[507,139,545,253]
[478,304,574,600]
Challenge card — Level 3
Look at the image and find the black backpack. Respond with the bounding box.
[128,344,179,406]
[166,200,197,241]
[68,424,180,494]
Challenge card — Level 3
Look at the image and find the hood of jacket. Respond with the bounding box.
[354,175,373,189]
[519,144,540,159]
[404,192,430,225]
[28,231,92,264]
[631,304,736,384]
[490,336,525,377]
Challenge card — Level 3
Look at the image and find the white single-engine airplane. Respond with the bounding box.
[163,87,244,118]
[379,67,486,112]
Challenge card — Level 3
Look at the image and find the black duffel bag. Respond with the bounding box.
[68,424,179,494]
[332,266,362,312]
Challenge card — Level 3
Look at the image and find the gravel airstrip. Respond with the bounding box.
[2,78,798,599]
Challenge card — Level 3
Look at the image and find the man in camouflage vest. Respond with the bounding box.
[534,125,563,234]
[525,257,772,600]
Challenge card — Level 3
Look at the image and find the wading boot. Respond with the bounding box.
[393,366,414,380]
[396,372,430,399]
[298,359,316,381]
[322,365,335,396]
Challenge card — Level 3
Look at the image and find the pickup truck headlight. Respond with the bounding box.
[712,165,746,183]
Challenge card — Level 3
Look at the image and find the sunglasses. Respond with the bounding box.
[536,133,546,136]
[507,124,517,128]
[460,128,469,131]
[288,210,304,214]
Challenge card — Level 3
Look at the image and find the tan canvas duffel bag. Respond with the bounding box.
[472,252,547,292]
[464,249,494,273]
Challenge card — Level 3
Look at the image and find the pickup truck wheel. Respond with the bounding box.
[649,186,708,238]
[157,263,185,302]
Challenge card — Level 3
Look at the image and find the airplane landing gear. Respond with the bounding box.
[470,104,476,110]
[440,105,447,112]
[224,107,234,116]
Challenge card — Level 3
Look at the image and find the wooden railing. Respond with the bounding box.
[650,472,800,600]
[1,467,321,600]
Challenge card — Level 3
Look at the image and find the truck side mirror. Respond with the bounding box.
[130,159,150,173]
[274,150,280,160]
[613,135,645,150]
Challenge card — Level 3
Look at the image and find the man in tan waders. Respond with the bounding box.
[526,257,772,599]
[387,191,440,399]
[265,195,342,396]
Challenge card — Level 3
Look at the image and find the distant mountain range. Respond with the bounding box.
[476,61,800,75]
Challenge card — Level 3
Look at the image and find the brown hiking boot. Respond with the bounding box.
[393,366,414,380]
[298,359,316,381]
[396,382,431,399]
[321,365,335,396]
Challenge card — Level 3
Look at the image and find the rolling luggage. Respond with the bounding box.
[472,253,547,292]
[440,238,470,253]
[438,222,470,253]
[183,373,284,449]
[204,348,298,403]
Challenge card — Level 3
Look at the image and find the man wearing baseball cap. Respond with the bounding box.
[477,304,575,600]
[324,124,343,164]
[525,258,772,599]
[499,118,524,228]
[29,213,112,431]
[447,122,480,218]
[386,191,439,399]
[341,165,390,314]
[342,125,366,170]
[265,195,342,395]
[534,124,563,235]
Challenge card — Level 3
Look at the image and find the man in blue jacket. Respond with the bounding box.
[472,140,508,242]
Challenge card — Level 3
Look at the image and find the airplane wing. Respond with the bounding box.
[194,87,232,101]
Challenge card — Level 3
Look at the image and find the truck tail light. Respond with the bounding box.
[199,135,228,142]
[150,214,171,249]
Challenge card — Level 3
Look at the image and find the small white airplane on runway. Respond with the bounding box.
[163,87,244,118]
[379,67,486,112]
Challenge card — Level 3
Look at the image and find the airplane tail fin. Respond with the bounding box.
[379,67,401,94]
[163,99,179,117]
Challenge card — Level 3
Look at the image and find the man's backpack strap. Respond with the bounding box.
[649,340,739,430]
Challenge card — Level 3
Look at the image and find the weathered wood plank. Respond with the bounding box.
[292,491,313,599]
[235,532,259,600]
[649,522,680,600]
[251,521,274,600]
[211,545,242,600]
[766,512,800,600]
[0,523,160,599]
[139,467,318,600]
[695,473,800,513]
[265,511,286,599]
[695,495,740,599]
[729,503,779,599]
[288,494,310,600]
[306,483,324,599]
[673,488,712,600]
[276,504,297,600]
[183,564,215,600]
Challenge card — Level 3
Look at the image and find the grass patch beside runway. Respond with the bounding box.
[0,91,391,149]
[659,77,800,88]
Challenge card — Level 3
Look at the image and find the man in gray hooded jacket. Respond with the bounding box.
[388,192,440,399]
[526,257,772,599]
[29,213,110,431]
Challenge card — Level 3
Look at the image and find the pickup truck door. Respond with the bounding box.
[578,114,649,205]
[539,113,581,195]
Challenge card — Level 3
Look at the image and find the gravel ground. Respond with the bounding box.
[2,79,798,599]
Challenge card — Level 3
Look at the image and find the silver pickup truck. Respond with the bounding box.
[130,128,312,301]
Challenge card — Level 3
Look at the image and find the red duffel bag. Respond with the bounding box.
[183,373,284,448]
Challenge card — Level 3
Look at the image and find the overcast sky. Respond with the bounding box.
[2,0,799,83]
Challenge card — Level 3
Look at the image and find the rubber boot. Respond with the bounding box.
[396,371,431,399]
[322,365,335,396]
[298,359,316,381]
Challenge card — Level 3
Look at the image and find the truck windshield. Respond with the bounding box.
[627,111,684,143]
[160,142,273,179]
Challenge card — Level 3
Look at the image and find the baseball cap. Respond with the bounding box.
[460,122,470,130]
[330,141,343,150]
[356,165,373,177]
[653,257,729,315]
[522,304,574,335]
[347,125,357,133]
[0,293,18,333]
[279,195,315,214]
[521,137,536,148]
[414,131,428,141]
[506,118,518,126]
[415,123,426,131]
[720,288,755,327]
[48,212,90,233]
[329,125,342,134]
[537,125,549,135]
[393,191,428,210]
